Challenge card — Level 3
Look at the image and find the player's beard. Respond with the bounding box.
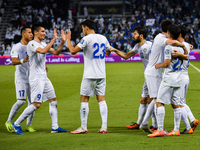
[134,37,140,43]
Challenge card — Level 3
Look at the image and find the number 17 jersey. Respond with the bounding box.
[77,34,111,79]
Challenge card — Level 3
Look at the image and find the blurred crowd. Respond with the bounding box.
[1,0,200,56]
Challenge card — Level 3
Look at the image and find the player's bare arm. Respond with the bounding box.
[166,39,188,54]
[155,59,170,69]
[110,46,135,60]
[11,55,29,65]
[48,30,66,55]
[66,29,81,55]
[36,28,57,54]
[171,50,188,60]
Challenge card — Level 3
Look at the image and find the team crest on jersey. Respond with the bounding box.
[80,39,84,44]
[143,48,147,53]
[32,44,34,47]
[11,51,14,54]
[165,49,169,54]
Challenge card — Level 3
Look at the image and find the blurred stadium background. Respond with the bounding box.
[0,0,200,56]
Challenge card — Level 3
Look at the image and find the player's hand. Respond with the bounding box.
[105,50,111,56]
[66,29,71,40]
[45,65,48,72]
[189,43,193,50]
[23,55,29,63]
[155,62,161,69]
[171,50,179,58]
[53,28,57,40]
[61,30,66,41]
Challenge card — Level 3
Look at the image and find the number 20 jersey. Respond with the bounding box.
[77,34,111,79]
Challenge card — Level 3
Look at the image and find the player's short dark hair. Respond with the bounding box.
[168,25,181,40]
[80,19,95,30]
[21,26,31,34]
[179,25,188,38]
[32,23,45,35]
[161,19,172,32]
[134,26,148,39]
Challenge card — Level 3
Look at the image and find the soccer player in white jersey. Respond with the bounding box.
[12,23,67,135]
[5,27,36,133]
[66,20,112,134]
[140,20,188,133]
[148,25,184,137]
[172,25,198,134]
[110,26,157,131]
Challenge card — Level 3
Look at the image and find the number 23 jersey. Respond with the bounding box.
[162,45,184,87]
[77,34,111,79]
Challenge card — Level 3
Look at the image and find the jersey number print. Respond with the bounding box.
[93,43,105,59]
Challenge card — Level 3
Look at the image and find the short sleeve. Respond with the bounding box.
[29,41,40,52]
[77,37,87,49]
[131,44,139,53]
[164,45,172,60]
[10,45,18,58]
[105,38,111,51]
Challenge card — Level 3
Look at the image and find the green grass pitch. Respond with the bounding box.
[0,61,200,150]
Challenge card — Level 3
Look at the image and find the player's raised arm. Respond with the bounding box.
[66,29,81,55]
[165,39,188,55]
[36,28,57,54]
[110,46,135,60]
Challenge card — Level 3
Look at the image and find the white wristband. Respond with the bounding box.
[20,59,24,64]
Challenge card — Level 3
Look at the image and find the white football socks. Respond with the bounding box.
[26,98,35,126]
[156,106,165,131]
[49,101,58,129]
[15,104,37,126]
[181,107,191,130]
[174,107,181,131]
[184,103,195,122]
[151,112,157,128]
[137,104,147,125]
[80,102,89,130]
[99,101,108,129]
[7,100,25,123]
[142,100,155,125]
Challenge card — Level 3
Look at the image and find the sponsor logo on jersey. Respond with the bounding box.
[143,48,147,53]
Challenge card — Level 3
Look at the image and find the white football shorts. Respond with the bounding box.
[145,75,162,98]
[80,77,106,97]
[141,80,148,98]
[157,82,181,105]
[15,81,30,101]
[180,79,189,105]
[30,78,56,103]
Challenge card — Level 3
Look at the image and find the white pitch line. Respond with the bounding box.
[190,63,200,73]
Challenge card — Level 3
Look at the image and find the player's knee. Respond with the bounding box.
[140,97,147,104]
[32,102,41,108]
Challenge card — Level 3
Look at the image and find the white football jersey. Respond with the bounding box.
[27,40,47,81]
[10,42,29,83]
[145,33,167,77]
[132,41,152,70]
[77,34,111,78]
[180,42,191,80]
[162,45,184,87]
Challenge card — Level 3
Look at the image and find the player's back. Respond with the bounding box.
[78,34,110,79]
[163,45,184,87]
[27,40,47,81]
[10,42,29,83]
[145,33,167,77]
